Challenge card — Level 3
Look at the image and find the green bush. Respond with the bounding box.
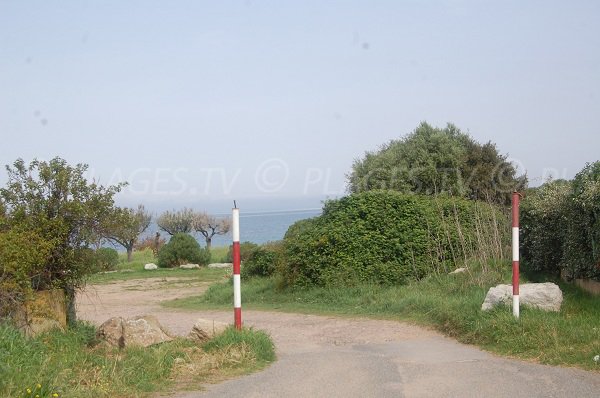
[280,191,508,287]
[94,247,120,271]
[520,180,571,276]
[521,162,600,281]
[241,242,282,278]
[0,226,51,317]
[157,233,210,268]
[226,241,259,263]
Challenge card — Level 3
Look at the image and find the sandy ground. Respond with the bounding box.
[78,277,600,398]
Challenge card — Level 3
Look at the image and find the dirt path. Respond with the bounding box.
[78,278,600,398]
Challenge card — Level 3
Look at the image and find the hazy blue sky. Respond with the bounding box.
[1,1,599,212]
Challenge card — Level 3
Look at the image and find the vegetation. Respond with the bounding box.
[103,205,152,262]
[193,212,231,250]
[347,122,526,205]
[241,242,281,279]
[157,208,195,236]
[157,209,231,250]
[226,241,259,263]
[0,157,124,324]
[280,191,508,287]
[521,161,600,281]
[157,233,210,268]
[88,249,229,284]
[93,248,120,272]
[0,321,275,397]
[166,262,600,371]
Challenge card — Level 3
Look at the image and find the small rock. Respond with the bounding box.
[188,318,229,343]
[208,263,233,269]
[144,263,158,270]
[482,282,563,312]
[449,267,467,275]
[180,263,200,269]
[97,315,173,348]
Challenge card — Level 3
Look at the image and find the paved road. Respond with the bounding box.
[173,311,600,398]
[78,280,600,398]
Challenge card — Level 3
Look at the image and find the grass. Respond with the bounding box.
[165,262,600,371]
[0,322,274,398]
[89,248,231,284]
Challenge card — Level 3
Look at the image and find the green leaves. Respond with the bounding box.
[0,157,125,316]
[347,122,526,205]
[280,191,508,288]
[521,162,600,281]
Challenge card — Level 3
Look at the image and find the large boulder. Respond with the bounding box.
[144,263,158,270]
[97,315,173,348]
[13,289,67,337]
[482,282,563,312]
[188,318,229,343]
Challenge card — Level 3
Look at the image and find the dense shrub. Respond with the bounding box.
[520,180,571,275]
[94,247,120,271]
[0,227,51,317]
[241,242,282,278]
[280,191,508,287]
[522,162,600,281]
[347,122,527,205]
[226,241,259,263]
[157,233,210,268]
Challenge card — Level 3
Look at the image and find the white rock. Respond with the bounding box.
[180,263,200,269]
[482,282,563,312]
[449,267,467,274]
[97,315,173,348]
[144,263,158,270]
[208,263,233,268]
[188,318,229,343]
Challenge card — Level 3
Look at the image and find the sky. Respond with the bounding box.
[1,0,599,213]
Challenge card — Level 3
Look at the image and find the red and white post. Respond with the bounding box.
[512,192,520,319]
[232,205,242,330]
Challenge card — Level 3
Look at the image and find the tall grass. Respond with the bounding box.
[0,322,274,397]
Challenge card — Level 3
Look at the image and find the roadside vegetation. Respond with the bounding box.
[0,322,274,398]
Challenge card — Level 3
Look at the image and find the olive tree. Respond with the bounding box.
[193,212,231,250]
[103,205,152,262]
[157,208,195,235]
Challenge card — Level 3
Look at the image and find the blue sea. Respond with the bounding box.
[144,208,322,248]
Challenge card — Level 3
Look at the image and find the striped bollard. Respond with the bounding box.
[512,192,520,319]
[232,205,242,329]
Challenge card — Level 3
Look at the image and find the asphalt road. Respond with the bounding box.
[171,311,600,398]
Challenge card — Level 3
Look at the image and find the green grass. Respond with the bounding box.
[165,263,600,371]
[89,248,231,284]
[0,322,274,398]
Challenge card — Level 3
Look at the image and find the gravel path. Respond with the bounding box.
[78,277,600,398]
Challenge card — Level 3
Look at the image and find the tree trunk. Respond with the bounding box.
[127,246,133,262]
[65,286,77,327]
[206,237,212,250]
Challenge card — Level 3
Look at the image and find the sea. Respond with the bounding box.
[145,208,322,248]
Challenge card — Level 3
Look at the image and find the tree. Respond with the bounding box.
[0,157,124,325]
[193,212,231,250]
[347,122,526,205]
[103,205,152,262]
[157,208,195,235]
